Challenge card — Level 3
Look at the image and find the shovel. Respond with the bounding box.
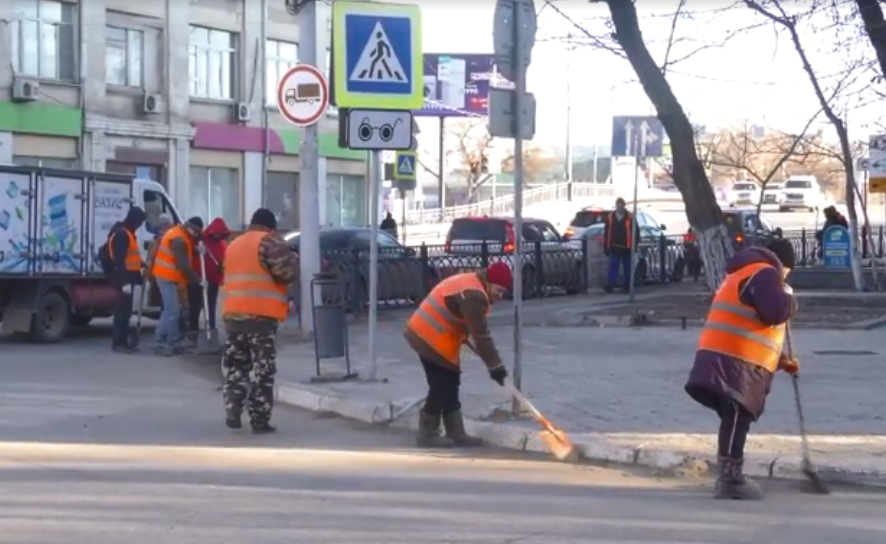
[127,277,147,348]
[196,243,221,354]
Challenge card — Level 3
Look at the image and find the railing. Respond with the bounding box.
[404,182,618,225]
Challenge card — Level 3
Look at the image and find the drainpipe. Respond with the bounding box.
[261,0,269,194]
[78,7,87,168]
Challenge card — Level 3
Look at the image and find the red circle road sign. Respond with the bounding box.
[276,64,329,126]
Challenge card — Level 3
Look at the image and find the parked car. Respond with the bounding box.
[686,208,783,254]
[563,206,610,240]
[284,227,435,306]
[779,175,823,212]
[761,182,784,207]
[444,217,583,297]
[727,181,761,208]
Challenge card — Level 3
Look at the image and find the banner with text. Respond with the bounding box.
[416,54,514,117]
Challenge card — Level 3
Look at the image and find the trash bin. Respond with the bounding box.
[310,273,357,382]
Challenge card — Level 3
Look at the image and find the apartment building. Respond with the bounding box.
[0,0,367,230]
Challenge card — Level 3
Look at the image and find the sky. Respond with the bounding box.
[410,0,883,152]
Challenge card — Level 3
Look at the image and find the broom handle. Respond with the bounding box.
[785,323,813,465]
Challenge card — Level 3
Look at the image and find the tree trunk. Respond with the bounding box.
[855,0,886,80]
[603,0,731,290]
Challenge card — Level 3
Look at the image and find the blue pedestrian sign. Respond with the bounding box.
[823,226,851,268]
[332,1,423,110]
[611,116,664,157]
[394,151,417,180]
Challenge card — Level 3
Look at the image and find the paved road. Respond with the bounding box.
[4,325,886,543]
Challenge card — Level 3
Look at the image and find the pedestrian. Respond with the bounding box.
[404,262,513,448]
[380,211,398,238]
[603,197,637,293]
[816,205,849,258]
[222,208,298,433]
[150,216,203,356]
[108,206,146,353]
[684,239,799,500]
[188,217,230,337]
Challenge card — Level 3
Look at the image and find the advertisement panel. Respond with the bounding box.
[416,53,513,117]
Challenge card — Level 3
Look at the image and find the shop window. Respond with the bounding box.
[13,156,77,169]
[326,174,365,227]
[264,171,299,231]
[188,167,240,228]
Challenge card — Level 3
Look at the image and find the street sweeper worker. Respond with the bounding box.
[684,239,799,501]
[404,262,513,448]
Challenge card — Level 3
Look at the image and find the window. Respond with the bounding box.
[188,167,240,227]
[11,0,76,80]
[189,26,236,100]
[13,156,78,169]
[326,174,366,227]
[784,180,813,189]
[265,39,298,105]
[143,189,179,235]
[106,26,143,87]
[106,162,166,187]
[264,171,299,230]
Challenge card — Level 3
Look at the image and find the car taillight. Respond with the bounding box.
[504,223,515,253]
[564,227,575,239]
[684,233,696,243]
[735,234,744,244]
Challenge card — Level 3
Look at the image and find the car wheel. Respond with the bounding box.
[29,290,69,344]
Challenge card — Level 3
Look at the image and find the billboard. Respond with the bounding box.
[416,54,514,117]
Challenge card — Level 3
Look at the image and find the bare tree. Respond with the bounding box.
[707,115,821,215]
[594,0,732,290]
[855,0,886,81]
[744,0,870,290]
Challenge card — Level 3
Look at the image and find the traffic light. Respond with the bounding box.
[480,155,489,174]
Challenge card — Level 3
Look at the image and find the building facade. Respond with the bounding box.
[0,0,367,230]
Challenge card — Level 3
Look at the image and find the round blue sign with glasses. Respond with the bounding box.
[823,226,850,268]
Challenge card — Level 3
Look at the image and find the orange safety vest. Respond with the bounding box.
[222,230,288,322]
[108,228,141,272]
[151,225,193,284]
[406,272,489,367]
[697,262,786,373]
[606,213,632,249]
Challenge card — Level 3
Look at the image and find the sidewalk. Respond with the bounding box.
[274,314,886,486]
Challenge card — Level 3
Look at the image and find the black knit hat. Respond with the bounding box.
[767,239,796,269]
[250,207,278,230]
[186,216,204,229]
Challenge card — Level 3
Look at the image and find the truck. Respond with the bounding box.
[0,165,182,343]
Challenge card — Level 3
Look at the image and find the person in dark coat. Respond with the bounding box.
[685,240,799,500]
[380,211,398,239]
[816,206,849,258]
[603,197,639,292]
[109,206,146,353]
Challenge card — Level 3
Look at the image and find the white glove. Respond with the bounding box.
[783,284,794,295]
[196,243,206,255]
[122,284,132,294]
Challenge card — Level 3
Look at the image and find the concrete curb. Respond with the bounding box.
[276,382,886,487]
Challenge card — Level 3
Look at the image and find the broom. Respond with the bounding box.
[463,341,579,462]
[785,323,830,495]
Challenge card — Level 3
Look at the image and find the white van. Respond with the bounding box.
[779,176,823,211]
[0,165,182,342]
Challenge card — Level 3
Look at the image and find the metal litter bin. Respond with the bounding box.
[310,273,357,382]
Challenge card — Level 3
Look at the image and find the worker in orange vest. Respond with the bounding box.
[404,262,513,448]
[108,206,145,353]
[150,216,203,356]
[221,208,298,434]
[685,239,799,500]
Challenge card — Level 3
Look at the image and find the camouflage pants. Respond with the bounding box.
[222,332,277,425]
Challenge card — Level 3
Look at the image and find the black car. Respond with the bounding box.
[284,227,434,305]
[683,209,784,278]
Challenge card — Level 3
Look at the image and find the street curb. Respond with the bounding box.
[275,382,886,487]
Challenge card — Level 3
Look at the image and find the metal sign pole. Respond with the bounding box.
[368,149,381,381]
[628,132,640,302]
[511,0,525,394]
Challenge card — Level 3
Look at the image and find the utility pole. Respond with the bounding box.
[297,0,322,334]
[565,33,573,197]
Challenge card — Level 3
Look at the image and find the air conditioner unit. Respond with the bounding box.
[142,93,162,114]
[11,78,39,102]
[234,102,252,122]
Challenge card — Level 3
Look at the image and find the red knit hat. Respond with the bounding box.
[486,262,513,291]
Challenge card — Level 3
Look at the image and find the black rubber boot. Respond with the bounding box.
[415,410,452,448]
[442,410,484,447]
[225,409,242,429]
[251,421,277,435]
[714,456,763,500]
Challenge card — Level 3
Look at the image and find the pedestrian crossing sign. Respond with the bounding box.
[394,151,417,180]
[332,1,423,109]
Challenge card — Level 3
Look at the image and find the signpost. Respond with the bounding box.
[332,0,422,381]
[823,226,851,268]
[278,64,329,336]
[610,116,665,302]
[869,135,886,227]
[492,0,537,401]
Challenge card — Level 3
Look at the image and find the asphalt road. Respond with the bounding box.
[3,327,886,543]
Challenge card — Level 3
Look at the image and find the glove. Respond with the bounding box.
[121,284,132,295]
[196,243,206,255]
[488,364,508,386]
[779,357,800,376]
[783,283,794,295]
